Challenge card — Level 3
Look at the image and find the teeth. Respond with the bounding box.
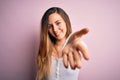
[56,32,60,36]
[55,31,60,36]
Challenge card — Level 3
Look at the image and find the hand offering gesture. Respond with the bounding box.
[62,28,89,69]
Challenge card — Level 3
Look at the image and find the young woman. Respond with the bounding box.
[36,7,89,80]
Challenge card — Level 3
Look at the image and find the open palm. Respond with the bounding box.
[62,28,89,69]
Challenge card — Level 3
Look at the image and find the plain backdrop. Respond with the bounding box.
[0,0,120,80]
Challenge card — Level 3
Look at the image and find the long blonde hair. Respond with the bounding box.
[36,7,72,80]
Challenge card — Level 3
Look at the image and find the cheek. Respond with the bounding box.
[48,29,52,35]
[48,29,55,37]
[61,23,67,31]
[62,25,67,33]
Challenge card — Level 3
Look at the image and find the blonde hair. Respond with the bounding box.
[36,7,72,80]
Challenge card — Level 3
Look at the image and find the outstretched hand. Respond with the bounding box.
[62,27,89,69]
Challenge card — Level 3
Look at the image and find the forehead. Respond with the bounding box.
[48,13,64,24]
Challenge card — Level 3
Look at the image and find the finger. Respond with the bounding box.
[77,41,89,60]
[73,50,82,69]
[73,27,89,39]
[63,54,68,68]
[68,52,75,69]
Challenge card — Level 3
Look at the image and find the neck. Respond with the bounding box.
[55,37,66,47]
[53,38,66,58]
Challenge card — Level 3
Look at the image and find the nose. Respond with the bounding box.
[52,24,58,32]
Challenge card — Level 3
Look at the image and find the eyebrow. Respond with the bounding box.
[55,20,61,23]
[48,20,61,25]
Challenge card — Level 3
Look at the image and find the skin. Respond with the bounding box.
[63,28,89,69]
[48,13,67,58]
[48,13,67,41]
[48,13,89,69]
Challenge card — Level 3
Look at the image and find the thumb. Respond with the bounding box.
[68,27,89,43]
[74,27,89,38]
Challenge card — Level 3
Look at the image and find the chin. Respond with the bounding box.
[57,36,65,41]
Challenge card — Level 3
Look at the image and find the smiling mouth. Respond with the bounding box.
[55,31,61,37]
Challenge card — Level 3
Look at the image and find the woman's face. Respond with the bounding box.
[48,13,67,41]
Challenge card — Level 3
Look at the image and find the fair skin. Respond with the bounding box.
[48,13,67,58]
[48,13,89,69]
[63,28,89,69]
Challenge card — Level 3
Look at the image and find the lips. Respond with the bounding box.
[55,30,61,37]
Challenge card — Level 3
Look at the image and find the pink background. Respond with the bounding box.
[0,0,120,80]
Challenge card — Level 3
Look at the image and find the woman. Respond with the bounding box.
[36,7,89,80]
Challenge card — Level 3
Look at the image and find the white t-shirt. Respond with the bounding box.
[47,56,80,80]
